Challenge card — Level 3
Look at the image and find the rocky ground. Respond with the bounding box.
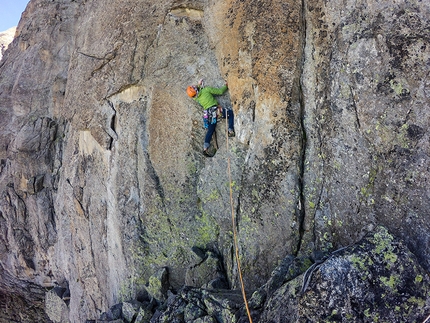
[65,227,428,323]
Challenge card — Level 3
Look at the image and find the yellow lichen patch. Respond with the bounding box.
[379,275,400,292]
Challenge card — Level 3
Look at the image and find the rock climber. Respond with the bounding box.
[187,79,235,157]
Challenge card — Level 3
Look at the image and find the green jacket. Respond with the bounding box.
[194,85,228,110]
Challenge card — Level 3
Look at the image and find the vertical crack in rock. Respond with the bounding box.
[144,151,165,206]
[297,83,307,256]
[349,86,361,130]
[296,0,308,256]
[130,38,139,79]
[106,100,118,150]
[235,197,241,229]
[66,178,86,218]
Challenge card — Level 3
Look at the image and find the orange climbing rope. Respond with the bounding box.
[225,111,253,323]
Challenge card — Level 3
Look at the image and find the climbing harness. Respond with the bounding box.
[203,106,219,128]
[225,116,253,323]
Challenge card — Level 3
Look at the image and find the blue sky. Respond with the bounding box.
[0,0,29,31]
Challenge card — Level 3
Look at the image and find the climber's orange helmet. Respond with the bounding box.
[187,85,198,98]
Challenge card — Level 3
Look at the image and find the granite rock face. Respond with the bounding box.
[300,0,430,270]
[0,0,429,322]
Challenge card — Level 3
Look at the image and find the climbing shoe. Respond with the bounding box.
[203,149,214,157]
[228,130,235,137]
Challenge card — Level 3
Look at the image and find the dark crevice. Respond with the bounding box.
[212,244,231,290]
[107,100,118,150]
[109,118,116,150]
[235,197,241,230]
[251,100,256,122]
[296,83,307,256]
[230,245,235,288]
[109,113,116,150]
[349,86,361,130]
[110,110,117,135]
[295,0,308,256]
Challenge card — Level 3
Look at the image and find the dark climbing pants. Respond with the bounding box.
[204,108,234,150]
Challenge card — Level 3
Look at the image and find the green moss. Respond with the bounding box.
[389,79,409,96]
[359,167,380,205]
[415,274,423,284]
[375,120,381,131]
[187,161,197,174]
[360,187,369,197]
[300,258,313,272]
[364,308,371,318]
[397,123,410,149]
[288,277,302,298]
[372,228,393,254]
[407,296,425,308]
[196,211,219,248]
[148,275,162,291]
[380,275,399,292]
[350,253,375,281]
[384,252,398,267]
[204,189,221,202]
[229,180,240,191]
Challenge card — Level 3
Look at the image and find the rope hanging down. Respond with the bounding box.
[225,113,253,323]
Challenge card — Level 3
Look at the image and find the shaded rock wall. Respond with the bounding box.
[0,0,429,322]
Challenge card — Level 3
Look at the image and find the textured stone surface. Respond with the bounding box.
[45,287,70,323]
[300,0,430,265]
[258,227,430,323]
[0,27,16,61]
[0,0,429,322]
[0,265,51,322]
[112,228,430,322]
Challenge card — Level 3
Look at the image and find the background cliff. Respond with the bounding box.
[0,0,429,322]
[0,27,17,61]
